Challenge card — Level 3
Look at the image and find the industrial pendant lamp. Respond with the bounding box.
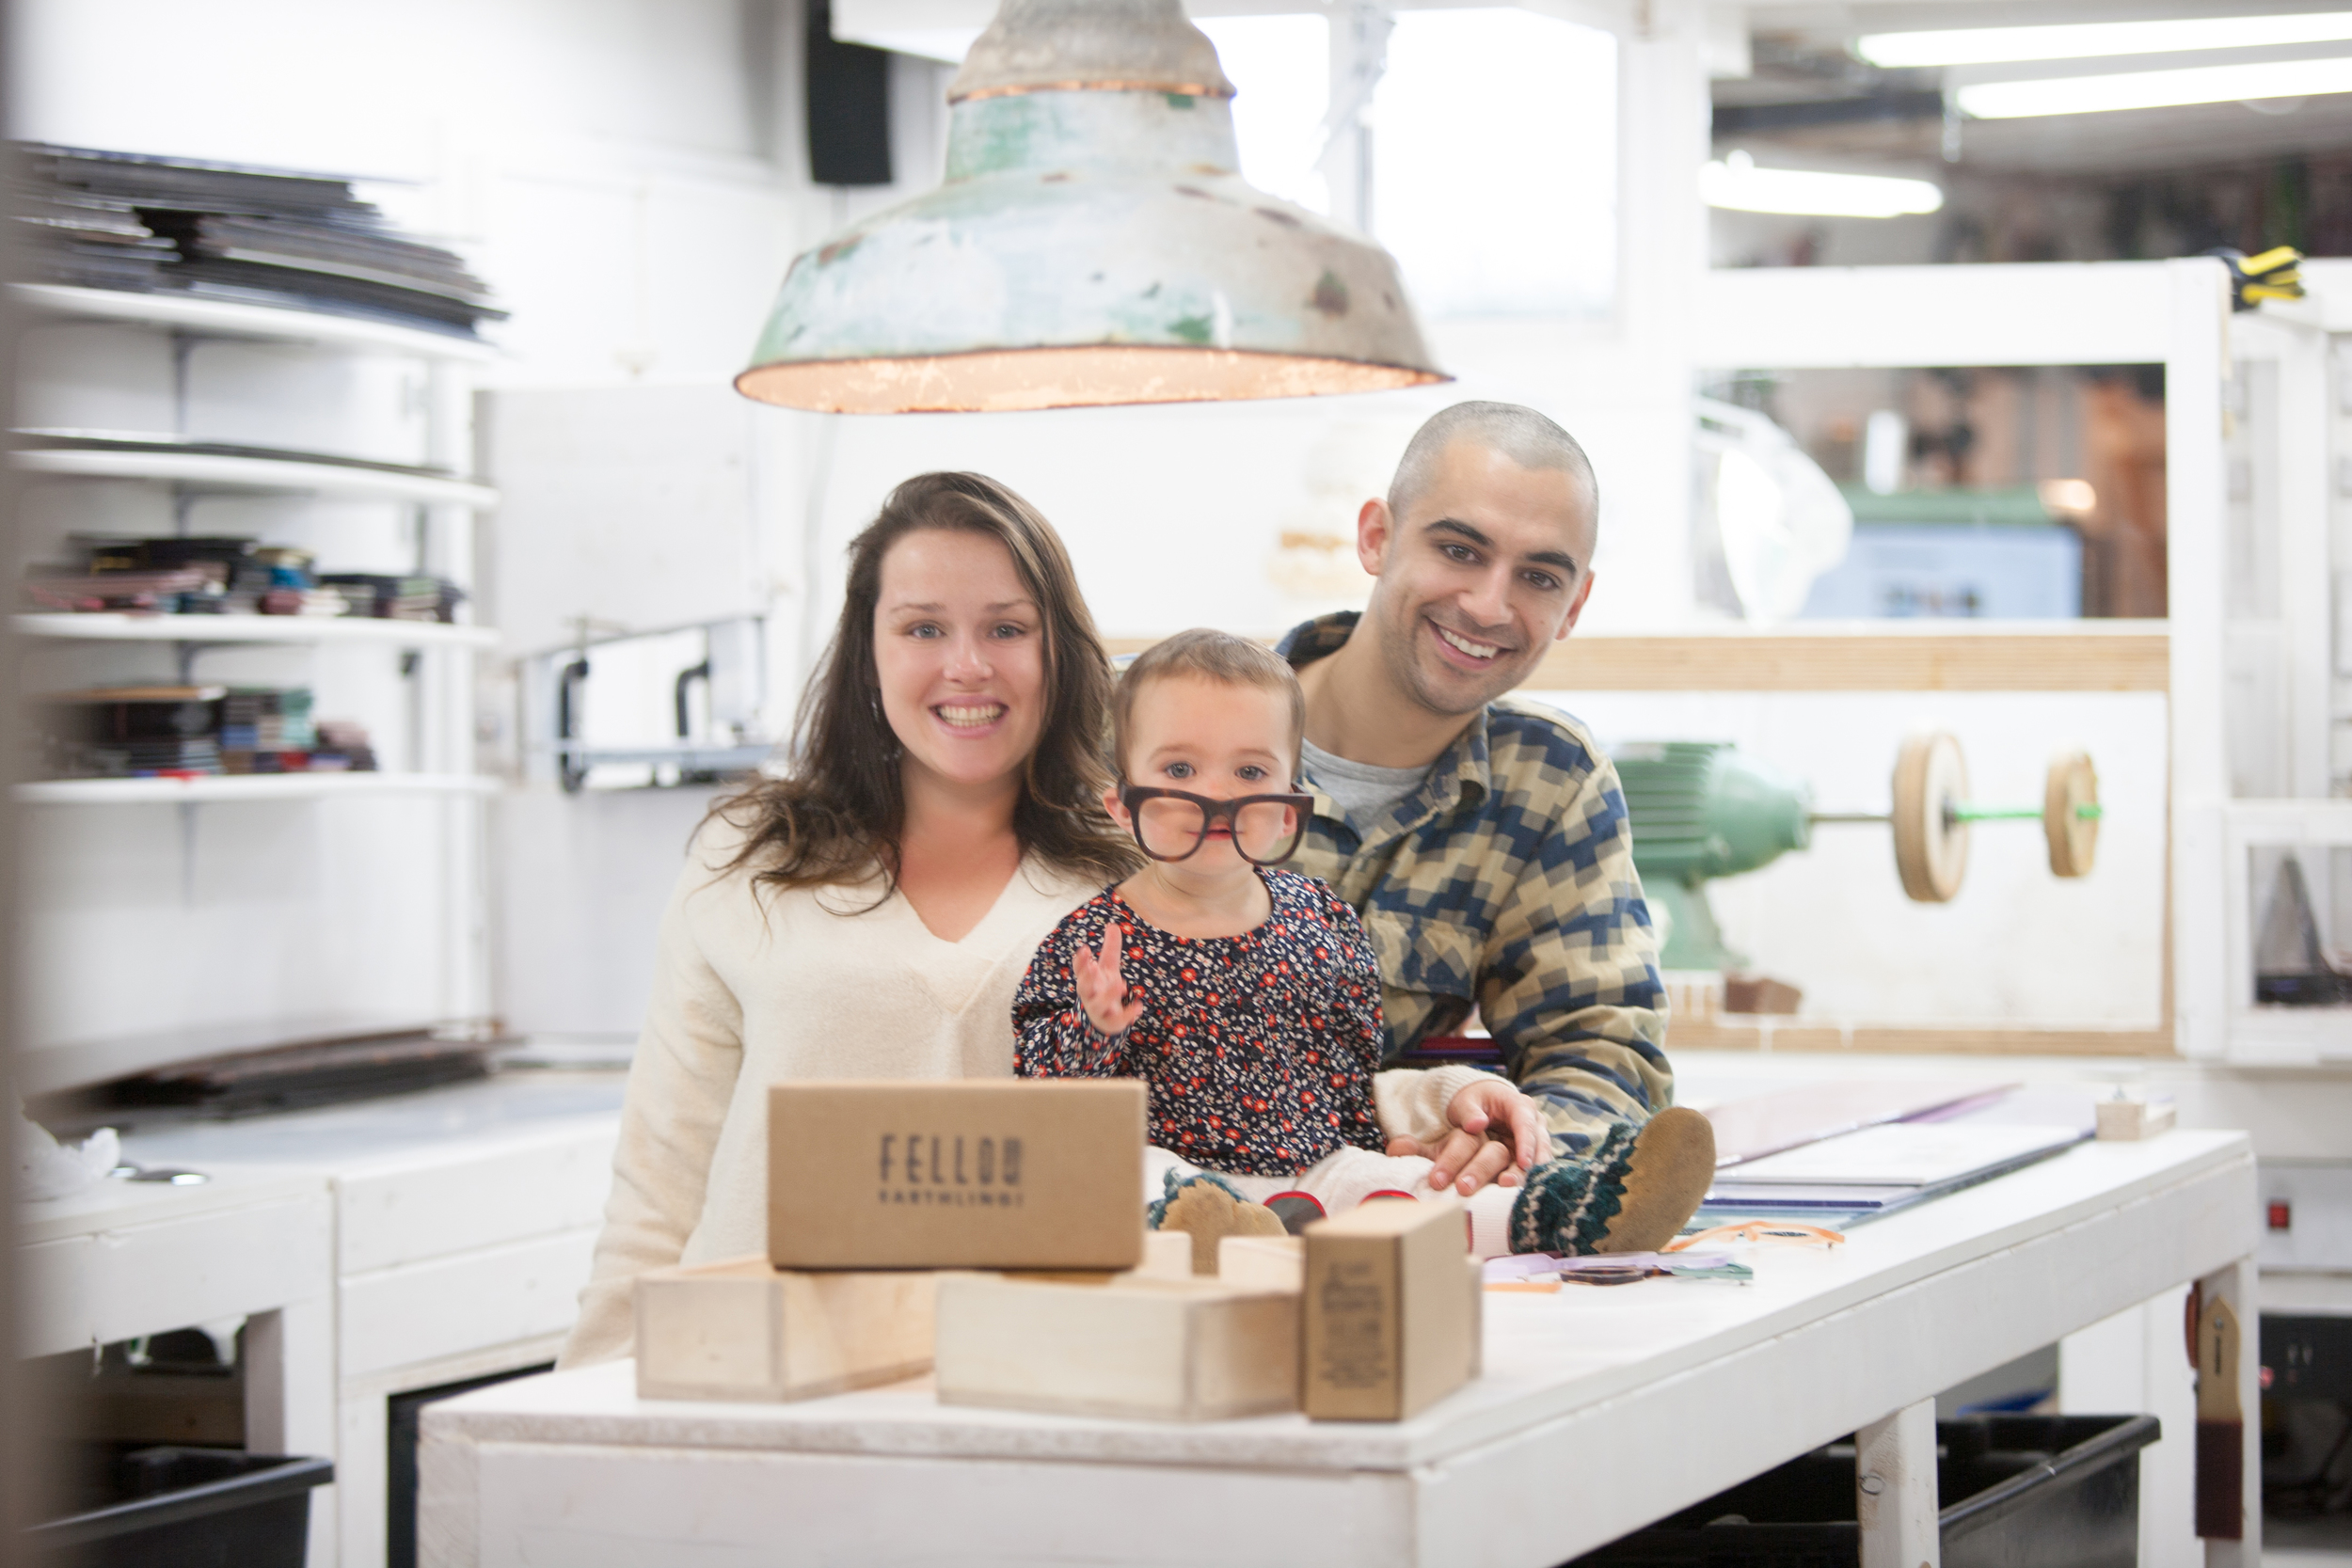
[735,0,1448,413]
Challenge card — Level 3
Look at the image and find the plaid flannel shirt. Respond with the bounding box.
[1276,612,1674,1152]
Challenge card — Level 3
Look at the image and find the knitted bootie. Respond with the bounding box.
[1149,1170,1288,1275]
[1506,1106,1716,1257]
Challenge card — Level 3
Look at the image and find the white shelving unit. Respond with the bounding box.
[12,281,500,1027]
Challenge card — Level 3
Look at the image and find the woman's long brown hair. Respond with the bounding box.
[711,471,1138,898]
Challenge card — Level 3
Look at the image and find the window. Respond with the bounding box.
[1370,8,1616,317]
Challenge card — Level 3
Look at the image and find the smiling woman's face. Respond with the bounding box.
[872,528,1047,798]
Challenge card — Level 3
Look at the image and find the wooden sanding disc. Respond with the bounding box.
[2044,751,2099,879]
[1891,731,1969,903]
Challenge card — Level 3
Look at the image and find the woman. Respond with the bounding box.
[563,472,1532,1366]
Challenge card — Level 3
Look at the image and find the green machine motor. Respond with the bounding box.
[1613,742,1812,972]
[1611,735,2104,974]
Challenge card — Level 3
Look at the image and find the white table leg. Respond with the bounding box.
[246,1301,340,1566]
[2199,1256,2262,1568]
[1857,1397,1939,1568]
[2058,1284,2198,1568]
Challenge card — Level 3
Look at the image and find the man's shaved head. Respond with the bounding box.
[1388,401,1597,523]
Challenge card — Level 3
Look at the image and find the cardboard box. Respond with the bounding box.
[935,1272,1300,1421]
[634,1257,936,1403]
[1301,1199,1482,1421]
[1218,1233,1304,1291]
[768,1080,1146,1271]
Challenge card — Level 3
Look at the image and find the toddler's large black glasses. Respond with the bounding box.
[1118,784,1313,865]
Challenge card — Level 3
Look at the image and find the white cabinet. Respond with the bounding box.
[109,1070,625,1568]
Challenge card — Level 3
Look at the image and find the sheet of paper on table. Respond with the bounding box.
[1716,1122,2085,1188]
[1698,1079,2019,1168]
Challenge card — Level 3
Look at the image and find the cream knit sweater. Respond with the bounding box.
[562,818,1488,1368]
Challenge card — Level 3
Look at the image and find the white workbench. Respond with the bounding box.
[418,1128,2260,1568]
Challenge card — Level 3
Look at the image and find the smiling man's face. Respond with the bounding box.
[1355,438,1597,719]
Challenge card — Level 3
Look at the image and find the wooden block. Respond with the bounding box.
[635,1257,935,1403]
[2094,1096,2176,1141]
[1302,1199,1480,1422]
[1218,1234,1303,1291]
[768,1080,1146,1271]
[1130,1228,1197,1280]
[934,1273,1300,1422]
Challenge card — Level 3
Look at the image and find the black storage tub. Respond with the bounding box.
[1571,1413,2162,1568]
[29,1445,334,1568]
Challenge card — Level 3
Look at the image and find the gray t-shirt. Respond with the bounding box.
[1300,737,1430,834]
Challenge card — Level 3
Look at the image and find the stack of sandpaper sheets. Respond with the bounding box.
[15,143,503,338]
[35,684,374,778]
[23,531,459,620]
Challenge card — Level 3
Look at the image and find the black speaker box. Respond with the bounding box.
[806,0,894,187]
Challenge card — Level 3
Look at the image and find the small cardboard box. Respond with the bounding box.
[768,1080,1146,1271]
[634,1257,936,1403]
[935,1272,1300,1422]
[1302,1199,1482,1422]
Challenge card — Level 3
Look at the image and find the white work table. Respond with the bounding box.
[420,1128,2260,1568]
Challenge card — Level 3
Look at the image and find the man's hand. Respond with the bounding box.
[1073,922,1143,1039]
[1386,1077,1548,1196]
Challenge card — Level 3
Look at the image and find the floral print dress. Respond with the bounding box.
[1012,868,1386,1178]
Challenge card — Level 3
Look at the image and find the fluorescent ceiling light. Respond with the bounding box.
[1859,11,2352,68]
[1700,153,1943,217]
[1959,55,2352,118]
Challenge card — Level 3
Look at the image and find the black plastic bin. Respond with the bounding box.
[1570,1414,2162,1568]
[28,1445,334,1567]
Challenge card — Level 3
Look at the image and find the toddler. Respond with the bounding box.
[1012,628,1712,1259]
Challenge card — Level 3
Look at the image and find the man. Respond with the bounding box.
[1279,401,1712,1253]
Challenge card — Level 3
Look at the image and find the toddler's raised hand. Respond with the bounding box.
[1073,921,1143,1040]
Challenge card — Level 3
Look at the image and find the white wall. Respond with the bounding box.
[15,0,2178,1050]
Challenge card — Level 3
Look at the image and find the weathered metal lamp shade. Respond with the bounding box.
[736,0,1447,413]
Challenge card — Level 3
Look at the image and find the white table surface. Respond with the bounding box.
[421,1128,2257,1568]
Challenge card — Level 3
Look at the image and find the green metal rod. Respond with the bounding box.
[1811,803,2104,826]
[1951,804,2104,822]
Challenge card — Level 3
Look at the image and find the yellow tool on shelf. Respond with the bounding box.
[2212,245,2304,312]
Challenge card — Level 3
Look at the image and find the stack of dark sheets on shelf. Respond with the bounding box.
[34,684,377,779]
[319,572,466,622]
[40,1027,497,1119]
[23,533,463,621]
[37,685,226,778]
[15,143,503,339]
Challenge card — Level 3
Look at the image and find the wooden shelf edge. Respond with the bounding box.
[1527,630,2169,693]
[1672,1021,2174,1057]
[1106,626,2169,691]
